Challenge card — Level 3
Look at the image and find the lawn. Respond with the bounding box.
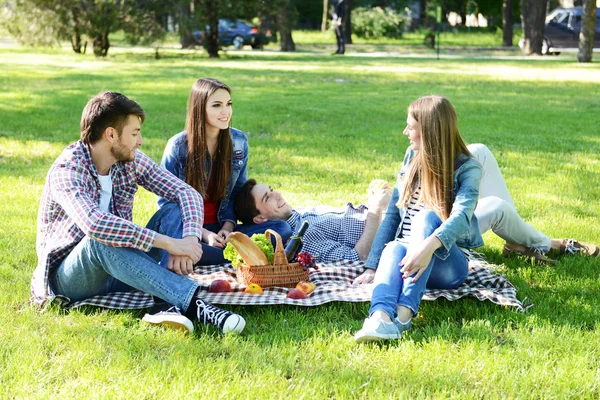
[0,44,599,399]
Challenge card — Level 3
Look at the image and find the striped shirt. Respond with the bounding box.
[32,141,204,306]
[287,203,369,262]
[398,187,425,244]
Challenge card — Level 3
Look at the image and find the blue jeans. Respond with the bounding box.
[49,237,199,311]
[146,202,293,266]
[369,210,469,319]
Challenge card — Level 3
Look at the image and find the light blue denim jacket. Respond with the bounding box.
[365,146,483,269]
[157,128,248,226]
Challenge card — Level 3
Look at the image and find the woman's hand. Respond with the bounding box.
[203,228,226,248]
[352,268,376,285]
[217,222,234,243]
[400,235,442,282]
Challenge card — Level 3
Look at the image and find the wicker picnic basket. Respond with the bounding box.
[235,229,309,288]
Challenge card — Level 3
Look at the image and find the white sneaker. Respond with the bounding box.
[354,315,410,343]
[142,304,194,335]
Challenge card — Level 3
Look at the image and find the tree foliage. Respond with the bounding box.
[1,0,167,56]
[352,7,404,39]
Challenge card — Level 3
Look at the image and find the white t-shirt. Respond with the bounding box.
[97,174,113,212]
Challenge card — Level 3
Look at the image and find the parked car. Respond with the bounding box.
[519,7,600,55]
[192,19,271,50]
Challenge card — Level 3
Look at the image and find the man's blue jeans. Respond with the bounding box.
[146,202,293,266]
[49,237,199,310]
[369,210,469,319]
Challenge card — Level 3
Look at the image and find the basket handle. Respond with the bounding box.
[265,229,288,265]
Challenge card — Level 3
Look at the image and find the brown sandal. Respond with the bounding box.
[559,239,600,257]
[503,242,556,265]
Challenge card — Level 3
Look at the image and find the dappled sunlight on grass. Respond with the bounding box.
[1,45,599,398]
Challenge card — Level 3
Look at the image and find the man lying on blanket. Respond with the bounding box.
[235,178,392,265]
[235,144,599,283]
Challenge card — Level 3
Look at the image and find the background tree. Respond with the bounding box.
[343,0,353,44]
[198,0,219,57]
[502,0,513,46]
[1,0,87,53]
[577,0,597,63]
[1,0,166,56]
[520,0,546,55]
[177,0,197,49]
[277,0,297,51]
[322,0,330,31]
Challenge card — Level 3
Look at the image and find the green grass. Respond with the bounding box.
[292,27,520,47]
[1,44,600,399]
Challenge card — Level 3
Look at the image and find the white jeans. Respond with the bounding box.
[468,144,552,253]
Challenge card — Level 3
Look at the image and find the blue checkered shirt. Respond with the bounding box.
[287,203,369,262]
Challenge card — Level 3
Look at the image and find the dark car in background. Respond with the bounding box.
[520,7,600,55]
[193,19,271,50]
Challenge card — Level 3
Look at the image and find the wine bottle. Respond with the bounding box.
[285,220,310,262]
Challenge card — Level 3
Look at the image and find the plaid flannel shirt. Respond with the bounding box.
[287,203,368,263]
[31,141,204,306]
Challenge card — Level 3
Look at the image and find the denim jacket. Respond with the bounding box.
[157,128,248,226]
[365,146,483,269]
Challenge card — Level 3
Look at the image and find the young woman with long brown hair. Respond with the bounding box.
[354,95,484,342]
[147,78,291,269]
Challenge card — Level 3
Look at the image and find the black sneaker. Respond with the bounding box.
[142,303,194,334]
[194,299,245,334]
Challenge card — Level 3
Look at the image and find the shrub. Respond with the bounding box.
[351,7,404,39]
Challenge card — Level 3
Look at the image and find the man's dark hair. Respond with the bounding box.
[235,178,260,225]
[80,91,145,145]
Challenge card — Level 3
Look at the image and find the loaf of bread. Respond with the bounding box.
[228,232,270,266]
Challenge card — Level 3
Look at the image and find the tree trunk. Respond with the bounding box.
[278,1,296,52]
[69,7,83,53]
[520,0,546,55]
[202,0,219,58]
[92,32,109,57]
[420,0,429,28]
[178,0,195,49]
[578,0,596,62]
[70,25,82,53]
[502,0,513,47]
[343,0,352,44]
[321,0,330,32]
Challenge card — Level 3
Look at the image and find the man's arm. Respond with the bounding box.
[354,210,384,260]
[354,184,392,260]
[50,165,157,252]
[134,150,203,240]
[154,234,203,275]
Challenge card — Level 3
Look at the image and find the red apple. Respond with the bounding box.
[209,279,232,293]
[286,288,308,299]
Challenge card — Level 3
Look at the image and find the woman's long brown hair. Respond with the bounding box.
[398,95,471,220]
[185,78,233,202]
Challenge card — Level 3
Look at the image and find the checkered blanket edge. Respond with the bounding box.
[63,257,530,312]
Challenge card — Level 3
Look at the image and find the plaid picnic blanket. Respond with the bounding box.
[65,258,530,312]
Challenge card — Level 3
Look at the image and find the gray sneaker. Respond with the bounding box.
[394,318,412,334]
[354,315,410,343]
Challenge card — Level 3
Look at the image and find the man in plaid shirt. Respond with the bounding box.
[32,91,245,335]
[234,179,391,264]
